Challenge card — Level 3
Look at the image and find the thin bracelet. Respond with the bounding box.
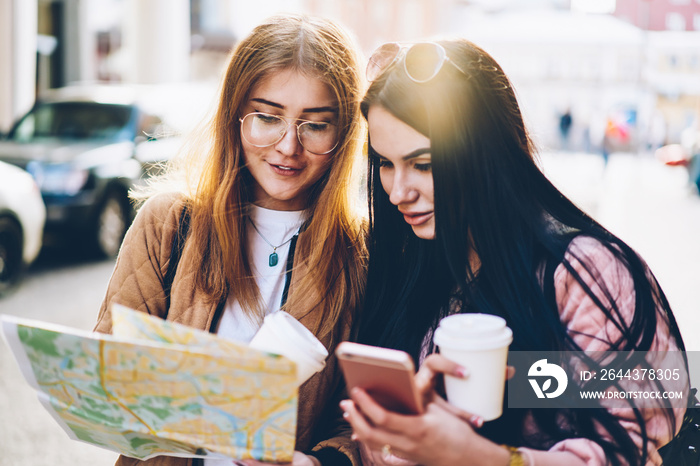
[501,445,526,466]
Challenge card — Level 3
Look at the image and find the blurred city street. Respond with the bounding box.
[0,0,697,464]
[0,149,699,465]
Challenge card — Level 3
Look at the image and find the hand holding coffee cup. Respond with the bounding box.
[432,313,512,421]
[249,311,328,386]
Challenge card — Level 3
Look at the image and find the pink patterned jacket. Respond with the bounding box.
[519,236,685,465]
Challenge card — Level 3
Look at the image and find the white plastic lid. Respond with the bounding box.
[433,313,513,350]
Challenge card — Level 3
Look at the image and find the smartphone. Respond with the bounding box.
[336,341,423,415]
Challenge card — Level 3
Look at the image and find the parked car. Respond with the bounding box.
[0,85,180,257]
[0,160,46,295]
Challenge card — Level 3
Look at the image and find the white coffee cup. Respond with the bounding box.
[249,311,328,386]
[433,313,512,421]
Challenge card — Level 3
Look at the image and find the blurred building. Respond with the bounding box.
[1,0,192,132]
[613,0,700,145]
[0,0,37,134]
[646,31,700,142]
[1,0,698,151]
[451,2,700,153]
[453,8,649,152]
[615,0,700,31]
[0,0,451,133]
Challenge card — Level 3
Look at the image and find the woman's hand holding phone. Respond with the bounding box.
[341,384,494,466]
[339,350,516,465]
[336,342,423,415]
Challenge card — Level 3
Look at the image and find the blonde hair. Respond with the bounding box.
[139,14,366,341]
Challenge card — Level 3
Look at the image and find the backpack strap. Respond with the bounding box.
[163,203,190,319]
[280,232,299,308]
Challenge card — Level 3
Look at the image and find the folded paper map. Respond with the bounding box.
[1,305,298,462]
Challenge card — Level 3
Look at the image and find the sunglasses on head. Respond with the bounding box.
[366,42,468,83]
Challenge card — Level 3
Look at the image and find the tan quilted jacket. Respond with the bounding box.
[94,192,360,466]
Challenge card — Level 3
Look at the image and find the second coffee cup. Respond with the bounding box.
[249,311,328,386]
[433,313,512,421]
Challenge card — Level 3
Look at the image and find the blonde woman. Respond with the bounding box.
[94,14,366,466]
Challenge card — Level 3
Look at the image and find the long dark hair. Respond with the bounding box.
[356,39,686,465]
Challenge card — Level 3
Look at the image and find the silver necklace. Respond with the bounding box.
[248,217,298,267]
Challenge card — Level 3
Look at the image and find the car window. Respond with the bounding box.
[11,102,136,143]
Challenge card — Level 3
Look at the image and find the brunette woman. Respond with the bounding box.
[343,39,687,466]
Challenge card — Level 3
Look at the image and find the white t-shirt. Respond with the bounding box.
[217,205,306,343]
[203,205,305,465]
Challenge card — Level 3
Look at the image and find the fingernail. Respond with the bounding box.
[343,411,350,419]
[470,415,483,428]
[455,366,469,378]
[340,400,349,409]
[351,433,358,441]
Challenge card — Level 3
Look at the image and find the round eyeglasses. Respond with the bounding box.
[239,112,339,155]
[366,42,468,83]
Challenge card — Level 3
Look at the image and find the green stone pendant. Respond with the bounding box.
[268,251,279,267]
